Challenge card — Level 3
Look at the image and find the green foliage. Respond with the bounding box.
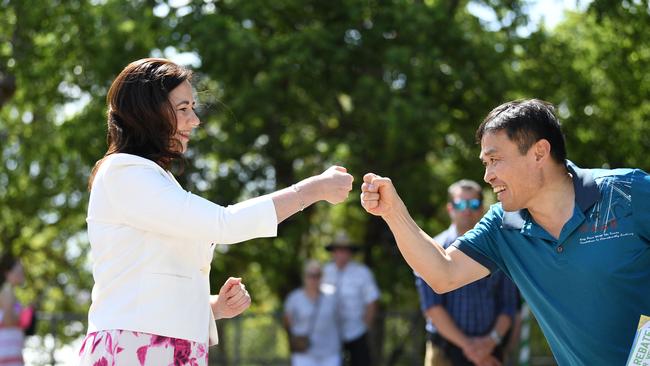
[511,0,650,170]
[2,0,649,362]
[171,0,519,307]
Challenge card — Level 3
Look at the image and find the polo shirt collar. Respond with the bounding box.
[567,160,600,212]
[501,160,600,230]
[502,209,527,229]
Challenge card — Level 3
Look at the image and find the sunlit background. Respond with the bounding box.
[3,0,649,364]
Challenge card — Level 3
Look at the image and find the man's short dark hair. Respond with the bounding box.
[475,99,567,164]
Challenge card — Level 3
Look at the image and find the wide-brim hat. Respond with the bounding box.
[325,232,360,252]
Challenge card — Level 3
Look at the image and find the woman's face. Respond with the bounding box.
[6,261,24,286]
[168,80,200,153]
[303,268,322,290]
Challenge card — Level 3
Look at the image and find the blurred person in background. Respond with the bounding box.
[0,254,29,366]
[284,260,341,366]
[79,58,354,365]
[502,300,523,366]
[322,233,380,366]
[414,180,519,366]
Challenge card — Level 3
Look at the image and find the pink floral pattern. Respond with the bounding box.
[79,330,208,366]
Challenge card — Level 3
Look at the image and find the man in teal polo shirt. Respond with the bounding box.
[359,99,650,365]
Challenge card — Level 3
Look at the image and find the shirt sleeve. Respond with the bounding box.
[452,204,504,273]
[99,158,278,244]
[361,266,380,304]
[414,275,442,311]
[284,291,297,316]
[631,169,650,243]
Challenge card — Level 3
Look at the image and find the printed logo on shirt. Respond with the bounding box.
[579,176,634,244]
[578,229,635,245]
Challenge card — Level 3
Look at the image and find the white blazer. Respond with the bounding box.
[86,153,277,344]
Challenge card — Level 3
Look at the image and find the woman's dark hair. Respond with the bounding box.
[88,58,193,189]
[475,99,567,164]
[0,253,18,286]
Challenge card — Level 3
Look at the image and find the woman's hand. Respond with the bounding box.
[272,165,354,223]
[314,166,354,204]
[211,277,251,320]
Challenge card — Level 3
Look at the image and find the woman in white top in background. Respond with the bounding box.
[79,58,354,366]
[284,260,341,366]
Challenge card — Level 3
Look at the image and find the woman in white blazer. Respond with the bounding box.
[79,58,354,365]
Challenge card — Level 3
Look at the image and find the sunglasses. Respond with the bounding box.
[451,198,482,211]
[306,272,322,278]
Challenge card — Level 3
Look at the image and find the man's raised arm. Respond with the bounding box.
[360,172,489,292]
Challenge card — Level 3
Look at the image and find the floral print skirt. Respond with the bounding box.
[78,330,208,366]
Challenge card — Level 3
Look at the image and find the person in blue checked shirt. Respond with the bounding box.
[360,99,650,365]
[415,179,519,366]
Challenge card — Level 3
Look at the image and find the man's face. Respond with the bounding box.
[448,188,483,233]
[480,130,541,212]
[332,247,352,267]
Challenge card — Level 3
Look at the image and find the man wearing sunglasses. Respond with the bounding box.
[415,180,519,366]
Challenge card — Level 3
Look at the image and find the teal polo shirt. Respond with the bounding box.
[454,161,650,365]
